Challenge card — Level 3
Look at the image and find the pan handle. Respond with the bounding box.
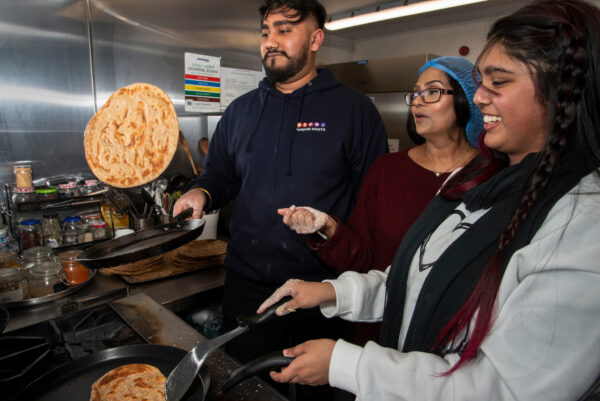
[221,351,294,393]
[236,296,293,328]
[163,207,194,230]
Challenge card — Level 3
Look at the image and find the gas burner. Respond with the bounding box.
[0,304,144,398]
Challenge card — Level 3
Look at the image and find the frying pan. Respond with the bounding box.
[75,208,204,269]
[13,344,210,401]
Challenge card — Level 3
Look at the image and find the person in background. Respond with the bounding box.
[257,1,600,399]
[173,0,388,399]
[277,56,482,345]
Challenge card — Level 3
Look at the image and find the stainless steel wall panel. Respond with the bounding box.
[0,0,94,185]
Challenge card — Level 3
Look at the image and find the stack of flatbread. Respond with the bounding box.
[84,83,179,188]
[90,364,166,401]
[100,240,227,283]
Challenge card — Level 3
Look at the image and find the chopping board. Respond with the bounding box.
[99,239,226,283]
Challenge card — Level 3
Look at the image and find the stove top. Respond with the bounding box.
[0,304,143,397]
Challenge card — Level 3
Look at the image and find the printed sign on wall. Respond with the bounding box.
[184,53,221,113]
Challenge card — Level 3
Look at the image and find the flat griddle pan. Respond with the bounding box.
[13,344,210,401]
[76,209,204,269]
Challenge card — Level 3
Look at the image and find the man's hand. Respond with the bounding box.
[173,188,207,219]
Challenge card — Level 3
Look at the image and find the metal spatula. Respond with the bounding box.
[164,296,292,401]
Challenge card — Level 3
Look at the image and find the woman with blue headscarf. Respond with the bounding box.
[277,56,482,344]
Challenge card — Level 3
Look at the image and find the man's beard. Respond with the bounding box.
[262,42,309,83]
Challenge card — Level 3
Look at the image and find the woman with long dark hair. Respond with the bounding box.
[256,1,600,399]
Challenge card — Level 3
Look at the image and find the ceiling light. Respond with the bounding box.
[325,0,488,31]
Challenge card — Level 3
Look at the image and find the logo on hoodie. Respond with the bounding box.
[296,121,326,133]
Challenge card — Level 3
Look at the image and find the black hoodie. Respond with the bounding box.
[187,68,388,286]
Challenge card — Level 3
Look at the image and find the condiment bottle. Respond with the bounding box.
[0,267,29,301]
[42,213,62,248]
[21,245,55,275]
[57,250,89,285]
[62,216,83,245]
[91,221,108,240]
[19,219,43,251]
[14,165,32,188]
[79,179,100,195]
[58,182,79,198]
[28,260,64,298]
[13,187,36,211]
[0,251,19,269]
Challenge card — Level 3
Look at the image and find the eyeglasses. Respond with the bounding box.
[405,88,455,106]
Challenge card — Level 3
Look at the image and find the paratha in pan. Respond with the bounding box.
[90,363,166,401]
[84,83,179,188]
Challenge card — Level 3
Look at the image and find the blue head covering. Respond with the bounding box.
[418,56,483,147]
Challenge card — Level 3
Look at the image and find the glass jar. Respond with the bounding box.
[0,267,29,301]
[35,187,58,208]
[0,251,19,269]
[79,179,100,195]
[58,181,79,198]
[13,187,36,211]
[14,165,32,188]
[62,216,83,245]
[57,250,89,285]
[28,261,64,298]
[19,219,43,251]
[91,221,108,240]
[21,245,55,275]
[42,213,62,248]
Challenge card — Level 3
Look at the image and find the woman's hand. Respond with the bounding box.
[270,339,335,386]
[256,279,336,316]
[277,205,336,236]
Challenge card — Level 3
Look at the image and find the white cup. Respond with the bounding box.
[197,210,219,240]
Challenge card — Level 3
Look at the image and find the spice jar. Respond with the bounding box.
[42,213,62,248]
[35,187,58,208]
[21,245,55,275]
[0,252,19,269]
[91,221,108,240]
[13,187,36,211]
[57,250,89,285]
[79,179,100,195]
[19,219,43,251]
[28,260,64,298]
[58,181,79,198]
[0,268,29,301]
[14,165,32,188]
[62,216,83,245]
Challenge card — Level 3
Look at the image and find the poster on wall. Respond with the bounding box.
[184,52,221,113]
[220,67,264,111]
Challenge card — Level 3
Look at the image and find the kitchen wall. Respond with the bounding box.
[0,0,264,188]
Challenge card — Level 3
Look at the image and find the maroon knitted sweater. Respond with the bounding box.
[308,148,450,274]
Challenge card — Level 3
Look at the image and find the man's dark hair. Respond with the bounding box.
[260,0,327,29]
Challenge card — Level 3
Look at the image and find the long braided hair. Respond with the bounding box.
[434,0,600,373]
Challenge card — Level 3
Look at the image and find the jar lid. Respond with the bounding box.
[14,165,31,172]
[35,187,57,194]
[58,182,77,189]
[57,249,83,262]
[29,261,62,277]
[84,179,98,186]
[15,187,34,193]
[22,246,54,261]
[63,216,82,222]
[20,219,41,226]
[92,221,108,228]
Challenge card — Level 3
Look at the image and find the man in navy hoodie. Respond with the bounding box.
[174,0,387,397]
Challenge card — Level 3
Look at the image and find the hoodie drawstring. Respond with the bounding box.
[245,89,271,153]
[284,83,310,176]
